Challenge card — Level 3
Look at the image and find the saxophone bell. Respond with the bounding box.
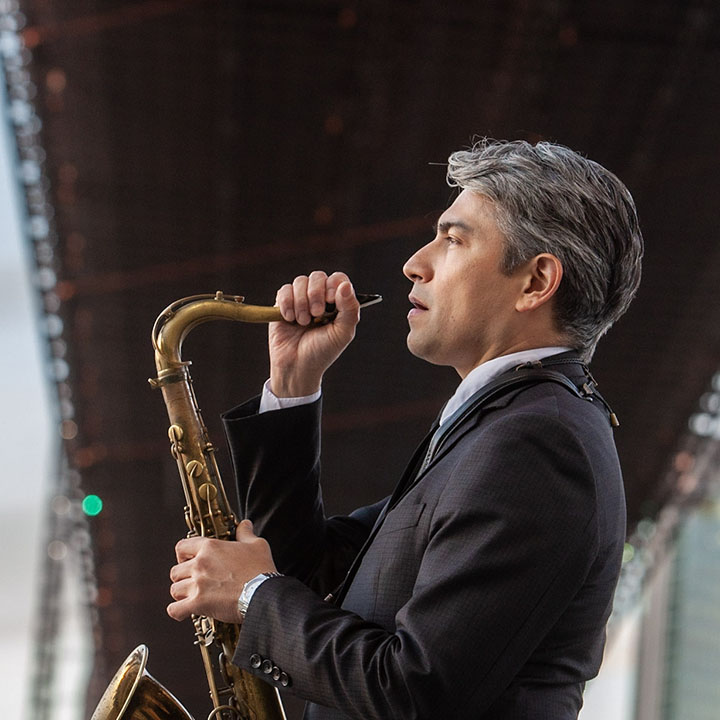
[90,645,193,720]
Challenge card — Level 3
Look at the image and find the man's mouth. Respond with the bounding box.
[408,295,428,318]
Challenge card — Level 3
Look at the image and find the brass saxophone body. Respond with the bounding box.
[90,290,380,720]
[149,293,287,720]
[92,293,287,720]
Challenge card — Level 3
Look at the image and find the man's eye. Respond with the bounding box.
[446,235,460,245]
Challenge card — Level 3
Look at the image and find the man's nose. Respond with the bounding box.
[403,243,432,282]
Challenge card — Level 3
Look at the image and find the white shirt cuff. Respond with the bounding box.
[259,378,321,414]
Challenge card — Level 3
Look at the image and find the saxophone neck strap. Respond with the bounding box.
[422,358,618,473]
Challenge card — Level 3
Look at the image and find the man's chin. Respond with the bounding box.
[406,333,420,358]
[406,333,435,363]
[406,335,462,373]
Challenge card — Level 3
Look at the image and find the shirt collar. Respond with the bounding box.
[439,346,573,426]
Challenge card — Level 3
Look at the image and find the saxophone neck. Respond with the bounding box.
[151,292,282,376]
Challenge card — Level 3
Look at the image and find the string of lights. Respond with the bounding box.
[0,4,102,717]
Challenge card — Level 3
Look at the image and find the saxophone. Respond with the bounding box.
[90,290,380,720]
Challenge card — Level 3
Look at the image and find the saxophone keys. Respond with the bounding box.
[198,483,218,502]
[168,425,185,458]
[168,424,184,441]
[184,507,194,532]
[218,651,232,688]
[186,459,205,477]
[192,615,215,647]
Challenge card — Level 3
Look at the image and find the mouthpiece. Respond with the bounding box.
[315,293,382,324]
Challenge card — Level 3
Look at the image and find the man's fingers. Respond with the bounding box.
[175,537,203,562]
[167,597,193,622]
[169,562,190,582]
[307,271,329,317]
[169,577,193,601]
[292,275,311,325]
[276,272,355,327]
[276,283,295,323]
[326,272,351,304]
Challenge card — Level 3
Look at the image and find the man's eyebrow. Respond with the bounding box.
[434,219,474,235]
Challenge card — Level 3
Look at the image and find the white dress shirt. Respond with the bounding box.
[438,346,572,425]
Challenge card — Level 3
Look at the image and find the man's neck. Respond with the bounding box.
[440,346,573,426]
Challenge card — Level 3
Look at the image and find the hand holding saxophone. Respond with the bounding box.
[269,270,361,398]
[167,519,277,624]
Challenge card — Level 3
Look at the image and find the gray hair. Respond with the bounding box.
[446,139,643,361]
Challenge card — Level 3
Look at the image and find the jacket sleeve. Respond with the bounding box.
[230,411,605,719]
[222,396,385,594]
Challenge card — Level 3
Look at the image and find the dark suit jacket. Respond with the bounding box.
[222,362,626,719]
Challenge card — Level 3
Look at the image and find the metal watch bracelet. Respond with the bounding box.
[237,571,284,619]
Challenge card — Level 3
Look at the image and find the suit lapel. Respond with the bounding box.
[388,384,528,506]
[336,396,502,604]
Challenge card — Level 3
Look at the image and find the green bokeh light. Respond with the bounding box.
[82,494,103,516]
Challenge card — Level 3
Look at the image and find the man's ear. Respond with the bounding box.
[515,253,563,313]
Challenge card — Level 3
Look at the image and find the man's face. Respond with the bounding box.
[403,189,529,378]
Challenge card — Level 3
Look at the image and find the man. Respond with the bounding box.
[167,139,643,719]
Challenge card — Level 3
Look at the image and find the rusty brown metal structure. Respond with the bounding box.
[6,1,720,717]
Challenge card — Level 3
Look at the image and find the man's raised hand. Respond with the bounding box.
[269,271,360,398]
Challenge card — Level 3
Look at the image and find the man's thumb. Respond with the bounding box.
[334,281,360,324]
[236,518,255,540]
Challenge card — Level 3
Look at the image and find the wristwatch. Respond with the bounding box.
[237,571,283,620]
